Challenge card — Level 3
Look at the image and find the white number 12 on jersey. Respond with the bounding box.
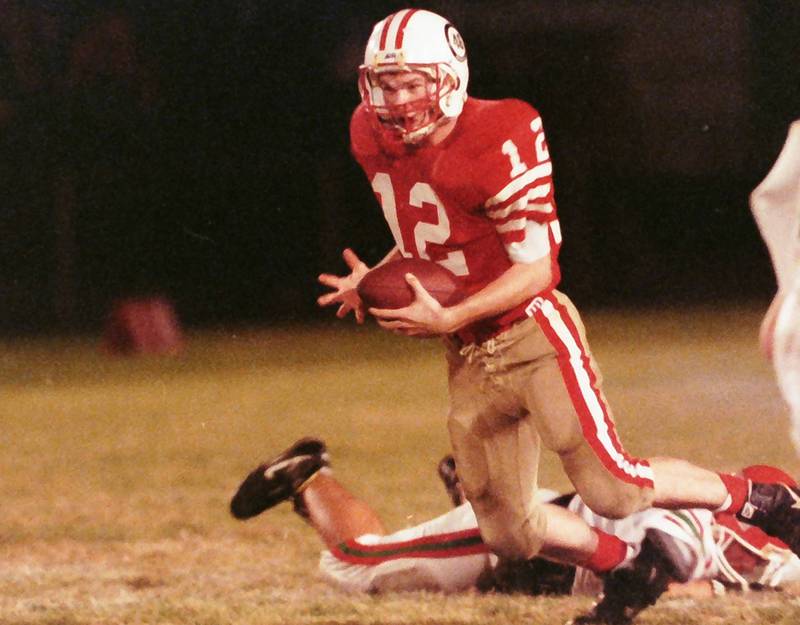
[370,172,469,276]
[501,117,550,177]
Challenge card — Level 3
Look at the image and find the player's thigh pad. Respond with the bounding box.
[512,291,654,517]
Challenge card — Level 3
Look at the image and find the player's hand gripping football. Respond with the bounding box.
[370,273,458,337]
[317,248,370,323]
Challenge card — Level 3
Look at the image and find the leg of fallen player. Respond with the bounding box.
[301,472,387,548]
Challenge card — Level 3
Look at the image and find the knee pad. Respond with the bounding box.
[471,495,547,560]
[578,482,653,520]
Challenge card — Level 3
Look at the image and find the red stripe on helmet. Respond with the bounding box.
[378,12,397,50]
[394,9,418,49]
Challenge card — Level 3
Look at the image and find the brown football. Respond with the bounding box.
[357,258,462,309]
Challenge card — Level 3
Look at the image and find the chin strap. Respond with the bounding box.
[401,122,437,144]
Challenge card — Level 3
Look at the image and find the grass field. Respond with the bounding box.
[2,303,800,625]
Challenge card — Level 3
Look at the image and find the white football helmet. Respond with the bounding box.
[358,9,469,144]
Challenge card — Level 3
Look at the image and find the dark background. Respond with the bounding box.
[2,0,799,334]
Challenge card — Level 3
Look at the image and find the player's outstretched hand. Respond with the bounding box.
[317,248,370,323]
[370,273,459,337]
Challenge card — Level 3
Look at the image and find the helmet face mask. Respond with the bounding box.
[358,65,457,142]
[359,9,468,144]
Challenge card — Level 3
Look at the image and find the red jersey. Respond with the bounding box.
[350,97,562,343]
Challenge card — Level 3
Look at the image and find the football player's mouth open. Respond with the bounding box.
[398,109,429,131]
[380,105,433,135]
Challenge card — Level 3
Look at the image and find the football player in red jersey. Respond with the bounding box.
[317,7,800,594]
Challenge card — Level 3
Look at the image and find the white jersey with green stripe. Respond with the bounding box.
[569,496,800,594]
[319,503,495,593]
[319,492,800,595]
[568,497,719,595]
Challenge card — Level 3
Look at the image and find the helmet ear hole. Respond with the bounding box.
[438,70,464,118]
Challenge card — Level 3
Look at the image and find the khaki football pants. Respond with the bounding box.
[445,290,655,560]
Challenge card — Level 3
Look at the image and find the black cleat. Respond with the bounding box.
[737,481,800,556]
[230,437,329,520]
[437,454,466,507]
[569,534,673,625]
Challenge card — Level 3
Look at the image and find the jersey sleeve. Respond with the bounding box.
[477,100,560,264]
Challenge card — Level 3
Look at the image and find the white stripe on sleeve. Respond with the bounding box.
[487,185,553,219]
[506,221,551,263]
[486,163,553,208]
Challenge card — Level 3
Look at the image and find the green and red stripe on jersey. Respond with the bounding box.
[665,509,708,548]
[331,527,487,566]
